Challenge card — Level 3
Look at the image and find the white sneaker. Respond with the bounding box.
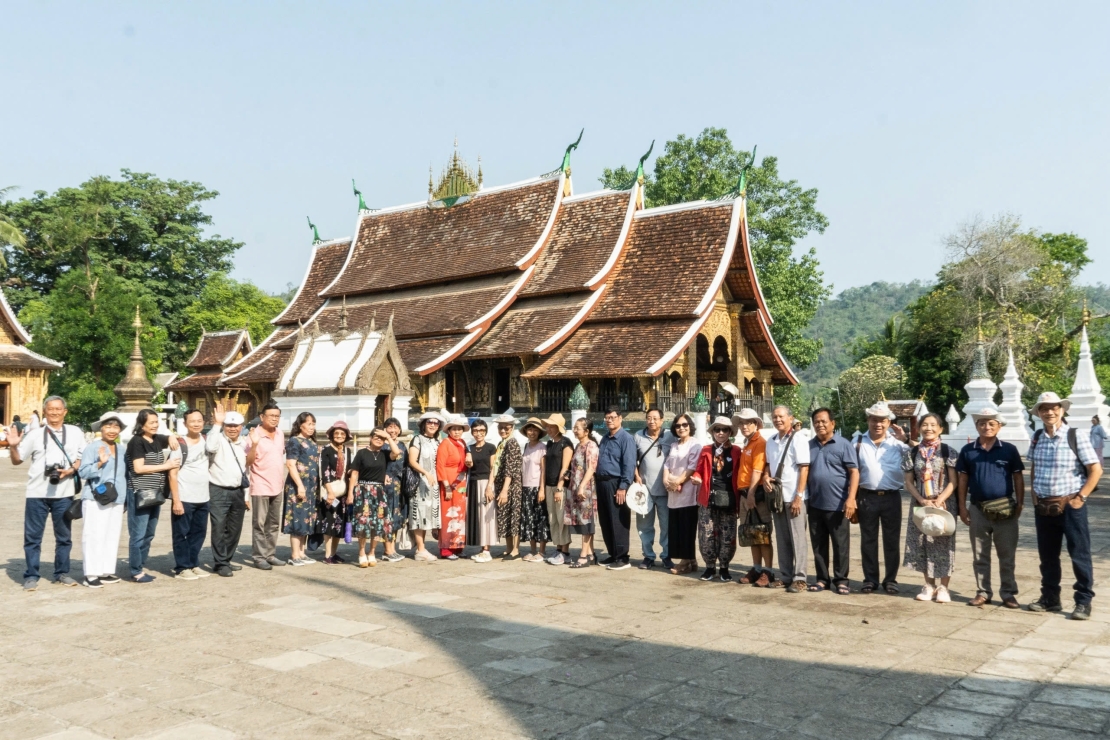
[414,550,438,562]
[301,556,317,565]
[935,586,951,604]
[191,567,211,578]
[915,585,935,602]
[546,553,565,565]
[175,569,199,580]
[288,559,307,567]
[474,551,492,563]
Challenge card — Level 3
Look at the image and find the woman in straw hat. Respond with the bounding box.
[542,414,574,565]
[407,412,443,561]
[565,417,600,567]
[436,414,470,560]
[318,421,352,564]
[492,412,523,560]
[691,416,742,582]
[520,417,551,562]
[902,412,959,603]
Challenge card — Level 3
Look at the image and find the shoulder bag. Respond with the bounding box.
[92,443,120,506]
[767,432,794,514]
[47,427,86,523]
[737,508,772,547]
[401,439,422,503]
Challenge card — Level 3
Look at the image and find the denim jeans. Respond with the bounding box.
[1035,502,1095,606]
[636,494,670,561]
[172,501,210,571]
[127,491,162,577]
[23,497,72,580]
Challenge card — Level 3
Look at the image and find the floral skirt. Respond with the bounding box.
[496,485,522,540]
[519,486,551,542]
[382,475,404,542]
[904,497,957,578]
[315,496,346,538]
[351,482,391,540]
[282,485,317,536]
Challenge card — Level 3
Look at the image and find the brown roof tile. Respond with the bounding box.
[464,296,587,360]
[519,191,629,298]
[397,336,466,371]
[724,216,770,319]
[522,320,694,378]
[185,330,252,369]
[273,240,353,326]
[165,369,224,391]
[739,313,797,384]
[0,345,63,370]
[590,203,734,322]
[321,178,560,297]
[222,328,296,376]
[224,349,291,385]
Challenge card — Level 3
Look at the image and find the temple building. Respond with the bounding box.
[180,138,796,431]
[164,329,254,419]
[0,290,63,424]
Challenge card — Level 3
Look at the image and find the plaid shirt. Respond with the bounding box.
[1028,423,1099,498]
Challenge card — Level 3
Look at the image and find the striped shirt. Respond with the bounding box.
[127,434,170,497]
[1028,423,1099,498]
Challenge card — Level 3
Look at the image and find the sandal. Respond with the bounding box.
[860,584,875,594]
[569,558,591,569]
[738,568,760,584]
[808,582,827,593]
[836,584,851,595]
[884,583,900,595]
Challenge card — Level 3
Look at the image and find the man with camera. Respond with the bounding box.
[8,396,86,591]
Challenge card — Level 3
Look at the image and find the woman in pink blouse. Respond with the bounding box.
[664,413,702,575]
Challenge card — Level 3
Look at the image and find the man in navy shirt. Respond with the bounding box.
[956,410,1025,609]
[806,408,858,595]
[595,405,637,570]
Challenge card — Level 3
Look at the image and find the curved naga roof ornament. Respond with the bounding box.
[352,179,376,213]
[560,128,584,196]
[307,216,322,245]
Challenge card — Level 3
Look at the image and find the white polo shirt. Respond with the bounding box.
[765,431,810,502]
[856,433,907,491]
[18,424,87,499]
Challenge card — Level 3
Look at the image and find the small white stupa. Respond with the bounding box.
[996,346,1032,453]
[942,330,998,448]
[1066,313,1109,456]
[945,405,960,435]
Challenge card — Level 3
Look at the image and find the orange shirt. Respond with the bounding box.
[737,433,766,491]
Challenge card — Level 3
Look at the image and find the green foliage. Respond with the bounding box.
[0,169,241,367]
[19,268,166,426]
[0,186,24,264]
[837,355,903,432]
[797,281,930,393]
[181,273,287,350]
[898,286,966,412]
[274,282,299,304]
[598,166,645,192]
[602,127,830,371]
[850,316,903,364]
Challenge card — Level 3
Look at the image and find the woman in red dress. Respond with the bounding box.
[436,414,470,560]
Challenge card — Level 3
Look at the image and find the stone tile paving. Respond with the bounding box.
[0,465,1107,738]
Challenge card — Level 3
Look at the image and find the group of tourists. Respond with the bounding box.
[10,390,1102,620]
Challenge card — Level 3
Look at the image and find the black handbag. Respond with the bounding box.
[63,494,83,523]
[92,444,120,505]
[709,487,734,510]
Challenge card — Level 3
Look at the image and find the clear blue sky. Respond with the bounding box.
[4,1,1108,295]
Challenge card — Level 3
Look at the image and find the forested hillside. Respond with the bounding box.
[797,281,931,391]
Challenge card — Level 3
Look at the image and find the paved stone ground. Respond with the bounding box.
[0,462,1108,740]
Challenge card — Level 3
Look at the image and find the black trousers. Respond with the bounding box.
[595,475,630,562]
[208,484,246,569]
[857,489,902,588]
[809,506,850,587]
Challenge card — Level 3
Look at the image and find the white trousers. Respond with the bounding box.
[82,500,124,577]
[475,480,498,547]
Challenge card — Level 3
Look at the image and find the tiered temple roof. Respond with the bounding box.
[165,328,253,392]
[208,140,796,392]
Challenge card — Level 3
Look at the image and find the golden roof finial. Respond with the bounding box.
[477,154,483,188]
[1083,298,1091,327]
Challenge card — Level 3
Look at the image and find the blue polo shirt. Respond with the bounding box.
[955,438,1024,502]
[807,435,858,511]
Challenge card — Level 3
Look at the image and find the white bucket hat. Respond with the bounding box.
[625,482,650,516]
[709,416,734,434]
[1030,391,1071,416]
[491,409,517,425]
[731,408,763,429]
[865,402,897,421]
[442,413,470,432]
[970,409,1007,427]
[91,411,126,431]
[913,506,956,537]
[419,411,445,423]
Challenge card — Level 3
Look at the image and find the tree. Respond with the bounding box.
[19,268,166,426]
[601,128,830,372]
[837,355,903,433]
[0,186,25,267]
[181,273,288,350]
[850,316,904,364]
[898,215,1093,410]
[0,170,241,366]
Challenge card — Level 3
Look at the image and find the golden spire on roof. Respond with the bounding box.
[429,138,481,201]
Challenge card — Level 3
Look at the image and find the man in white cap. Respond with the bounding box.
[1026,391,1102,619]
[955,409,1025,609]
[852,401,908,595]
[206,404,250,577]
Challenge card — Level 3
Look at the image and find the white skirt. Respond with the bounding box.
[82,499,124,577]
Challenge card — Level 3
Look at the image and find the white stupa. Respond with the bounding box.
[942,333,998,448]
[996,346,1032,453]
[1066,321,1109,456]
[945,405,960,435]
